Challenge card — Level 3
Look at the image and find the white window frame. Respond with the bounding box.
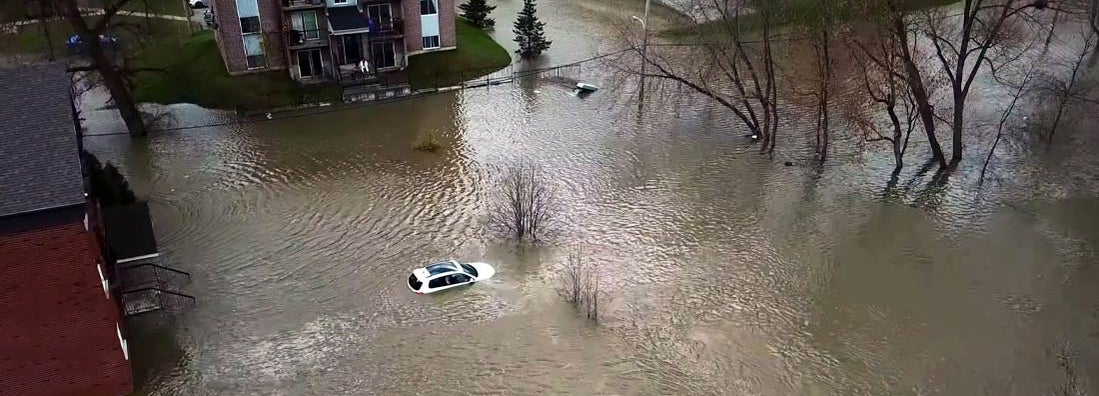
[367,3,392,23]
[420,0,437,15]
[239,14,267,70]
[116,324,129,360]
[333,0,349,4]
[422,35,440,50]
[97,263,110,299]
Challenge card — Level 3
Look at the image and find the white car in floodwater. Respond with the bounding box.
[407,260,495,294]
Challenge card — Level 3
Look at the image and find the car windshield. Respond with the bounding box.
[460,263,478,277]
[408,274,423,290]
[425,262,458,275]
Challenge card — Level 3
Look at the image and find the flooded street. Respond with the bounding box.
[79,0,1099,394]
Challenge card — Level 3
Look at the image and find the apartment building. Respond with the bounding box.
[211,0,456,84]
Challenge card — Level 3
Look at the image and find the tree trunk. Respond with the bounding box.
[951,93,964,165]
[1044,7,1060,51]
[884,102,905,173]
[815,23,831,162]
[894,19,946,167]
[1049,97,1068,143]
[57,0,147,137]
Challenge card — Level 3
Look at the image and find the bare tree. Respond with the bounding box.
[51,0,152,136]
[981,57,1037,181]
[556,249,606,322]
[853,0,950,168]
[616,0,781,153]
[489,160,557,241]
[847,26,922,173]
[1035,27,1099,143]
[806,1,841,162]
[1091,0,1099,57]
[1056,341,1086,396]
[920,0,1050,165]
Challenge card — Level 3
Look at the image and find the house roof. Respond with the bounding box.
[0,64,85,218]
[328,6,370,31]
[0,221,134,396]
[102,202,159,262]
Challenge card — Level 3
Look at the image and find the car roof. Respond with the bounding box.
[425,261,459,275]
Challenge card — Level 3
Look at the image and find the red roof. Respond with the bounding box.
[0,221,134,396]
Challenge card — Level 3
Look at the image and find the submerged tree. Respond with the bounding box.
[920,0,1050,164]
[617,0,781,153]
[460,0,497,29]
[852,0,949,167]
[846,26,922,173]
[556,249,606,322]
[1035,28,1098,143]
[489,161,557,241]
[981,57,1038,182]
[804,0,842,162]
[513,0,551,58]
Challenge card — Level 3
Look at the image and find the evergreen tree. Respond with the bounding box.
[83,152,136,207]
[459,0,496,28]
[512,0,551,59]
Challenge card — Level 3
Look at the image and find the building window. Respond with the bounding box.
[371,41,396,68]
[243,33,267,69]
[422,35,439,49]
[333,0,349,3]
[420,0,436,15]
[239,16,261,34]
[247,54,267,68]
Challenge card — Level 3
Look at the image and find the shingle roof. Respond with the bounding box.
[0,64,85,218]
[0,221,133,396]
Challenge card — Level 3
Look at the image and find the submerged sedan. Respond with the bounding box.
[407,260,495,294]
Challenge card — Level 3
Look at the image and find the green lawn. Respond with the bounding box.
[0,15,194,55]
[122,0,195,17]
[406,18,511,90]
[0,16,335,110]
[132,30,339,110]
[661,0,962,39]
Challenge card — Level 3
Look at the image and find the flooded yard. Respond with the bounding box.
[79,0,1099,394]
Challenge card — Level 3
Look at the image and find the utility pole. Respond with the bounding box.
[632,0,650,110]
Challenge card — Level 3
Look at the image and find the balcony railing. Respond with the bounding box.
[337,56,407,86]
[282,0,325,9]
[285,29,329,49]
[369,18,403,35]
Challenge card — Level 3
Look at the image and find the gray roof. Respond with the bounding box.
[0,64,85,217]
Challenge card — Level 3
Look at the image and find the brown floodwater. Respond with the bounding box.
[78,0,1099,394]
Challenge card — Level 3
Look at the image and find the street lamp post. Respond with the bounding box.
[632,0,651,108]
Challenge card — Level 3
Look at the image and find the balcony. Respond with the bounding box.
[370,18,403,36]
[285,29,329,49]
[337,56,407,86]
[282,0,325,10]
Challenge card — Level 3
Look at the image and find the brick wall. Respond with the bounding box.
[438,0,455,48]
[213,0,287,75]
[401,0,421,53]
[401,0,457,55]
